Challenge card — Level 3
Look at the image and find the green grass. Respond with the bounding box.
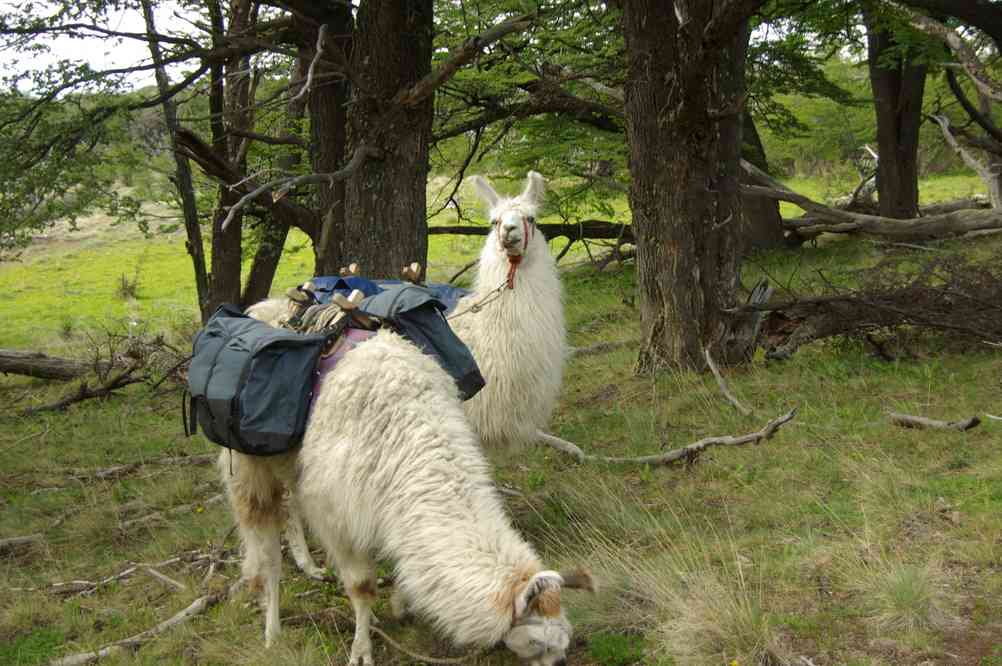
[3,172,1002,665]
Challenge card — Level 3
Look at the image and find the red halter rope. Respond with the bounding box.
[498,216,534,289]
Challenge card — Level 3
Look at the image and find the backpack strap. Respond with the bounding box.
[182,390,198,437]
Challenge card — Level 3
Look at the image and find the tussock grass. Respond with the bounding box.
[557,485,789,665]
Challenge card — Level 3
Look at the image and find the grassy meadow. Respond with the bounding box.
[2,172,1002,665]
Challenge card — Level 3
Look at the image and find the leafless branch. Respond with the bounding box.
[897,4,1002,102]
[220,145,380,231]
[395,13,537,107]
[291,23,328,104]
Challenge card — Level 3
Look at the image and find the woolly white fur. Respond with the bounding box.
[452,171,566,449]
[296,328,546,647]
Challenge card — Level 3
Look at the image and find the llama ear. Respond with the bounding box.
[519,171,546,206]
[514,570,563,619]
[468,175,500,210]
[559,568,597,593]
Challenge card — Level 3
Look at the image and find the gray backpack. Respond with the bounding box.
[186,304,338,456]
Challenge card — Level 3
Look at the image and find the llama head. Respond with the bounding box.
[502,569,596,665]
[468,171,546,260]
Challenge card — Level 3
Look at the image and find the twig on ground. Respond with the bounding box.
[539,410,797,466]
[67,454,215,481]
[0,533,44,555]
[144,567,187,592]
[985,413,1002,421]
[119,494,225,531]
[888,412,981,432]
[47,584,236,666]
[704,346,753,416]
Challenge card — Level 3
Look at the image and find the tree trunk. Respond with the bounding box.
[139,0,210,322]
[205,0,242,314]
[740,110,785,251]
[864,6,928,219]
[623,2,752,372]
[342,0,434,279]
[240,51,312,305]
[309,8,353,276]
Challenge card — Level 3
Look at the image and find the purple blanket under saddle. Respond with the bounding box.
[311,328,377,412]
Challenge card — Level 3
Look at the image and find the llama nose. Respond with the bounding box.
[554,659,567,666]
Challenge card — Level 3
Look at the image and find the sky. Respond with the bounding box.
[1,1,192,90]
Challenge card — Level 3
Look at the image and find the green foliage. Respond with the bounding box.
[587,632,646,666]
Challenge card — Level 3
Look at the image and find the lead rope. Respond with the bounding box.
[446,279,508,320]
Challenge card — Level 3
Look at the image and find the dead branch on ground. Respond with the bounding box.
[0,533,44,555]
[47,584,236,666]
[704,346,753,416]
[20,364,147,416]
[888,412,981,432]
[731,254,1002,359]
[119,493,225,531]
[539,409,797,466]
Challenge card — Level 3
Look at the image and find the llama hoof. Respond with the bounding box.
[303,565,327,581]
[349,645,373,666]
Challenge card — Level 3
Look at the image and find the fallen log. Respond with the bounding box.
[0,533,44,555]
[0,349,110,381]
[888,412,981,432]
[430,219,634,243]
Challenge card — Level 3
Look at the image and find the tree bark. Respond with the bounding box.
[864,5,928,219]
[307,7,353,276]
[341,0,434,279]
[623,2,757,372]
[139,0,210,322]
[205,0,243,314]
[740,110,785,251]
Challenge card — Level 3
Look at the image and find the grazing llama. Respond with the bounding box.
[451,171,566,450]
[222,329,592,663]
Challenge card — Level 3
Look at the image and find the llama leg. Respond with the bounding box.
[241,519,283,646]
[332,547,377,666]
[284,495,326,580]
[220,451,285,646]
[390,586,409,621]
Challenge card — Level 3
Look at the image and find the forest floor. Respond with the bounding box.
[2,172,1001,665]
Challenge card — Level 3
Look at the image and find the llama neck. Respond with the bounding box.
[386,478,542,647]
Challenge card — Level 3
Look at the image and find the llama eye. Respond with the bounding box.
[491,218,500,226]
[526,216,535,225]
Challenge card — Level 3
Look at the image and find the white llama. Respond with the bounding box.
[242,171,568,581]
[451,171,566,450]
[222,329,592,663]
